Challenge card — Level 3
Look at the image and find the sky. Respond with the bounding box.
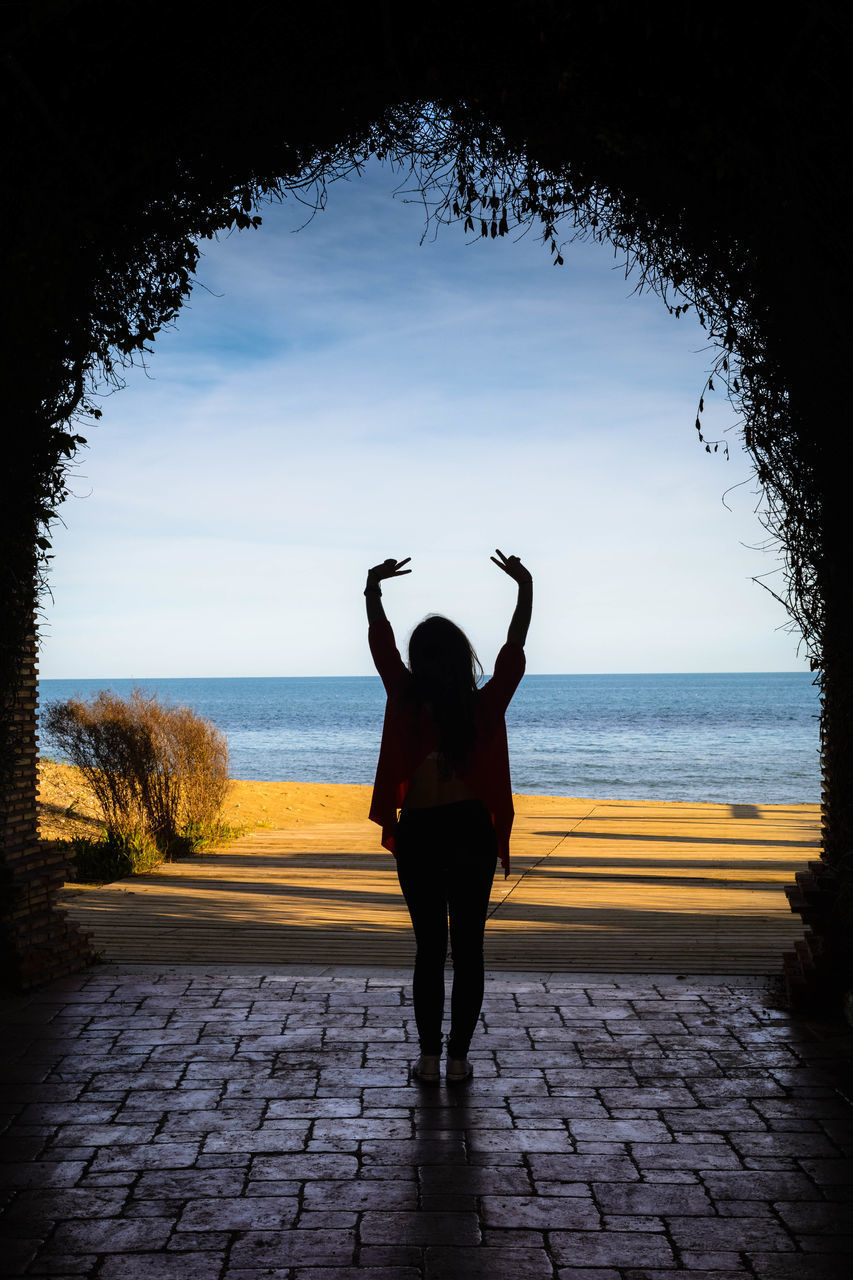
[39,159,807,678]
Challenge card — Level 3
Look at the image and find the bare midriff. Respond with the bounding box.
[402,751,474,809]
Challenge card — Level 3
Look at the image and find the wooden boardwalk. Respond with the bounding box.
[58,797,819,973]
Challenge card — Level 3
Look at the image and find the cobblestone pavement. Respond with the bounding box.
[1,964,851,1278]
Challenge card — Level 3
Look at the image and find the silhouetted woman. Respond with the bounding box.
[365,550,532,1082]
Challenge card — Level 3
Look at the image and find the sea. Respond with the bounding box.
[37,672,821,805]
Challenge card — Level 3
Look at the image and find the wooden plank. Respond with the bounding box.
[59,798,819,973]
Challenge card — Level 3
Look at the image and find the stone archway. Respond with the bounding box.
[3,4,849,997]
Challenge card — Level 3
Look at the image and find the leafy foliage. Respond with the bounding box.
[60,817,243,883]
[62,830,163,883]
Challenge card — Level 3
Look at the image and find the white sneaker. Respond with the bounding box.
[446,1056,473,1082]
[412,1053,441,1083]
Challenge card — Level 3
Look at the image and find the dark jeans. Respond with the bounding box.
[395,798,497,1057]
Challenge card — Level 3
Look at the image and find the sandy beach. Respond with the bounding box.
[37,759,375,845]
[38,758,611,848]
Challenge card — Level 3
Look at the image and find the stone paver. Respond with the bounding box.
[1,963,851,1278]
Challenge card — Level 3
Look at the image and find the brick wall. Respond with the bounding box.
[1,624,93,989]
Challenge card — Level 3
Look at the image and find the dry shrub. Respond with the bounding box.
[44,688,229,854]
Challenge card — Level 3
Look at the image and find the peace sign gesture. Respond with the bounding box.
[366,557,412,585]
[490,549,532,586]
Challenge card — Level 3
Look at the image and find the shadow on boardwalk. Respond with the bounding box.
[57,801,819,972]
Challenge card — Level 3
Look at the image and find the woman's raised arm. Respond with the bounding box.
[490,549,533,647]
[364,557,412,626]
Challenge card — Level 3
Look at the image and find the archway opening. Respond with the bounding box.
[36,157,821,975]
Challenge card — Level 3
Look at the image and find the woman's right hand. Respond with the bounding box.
[367,557,412,586]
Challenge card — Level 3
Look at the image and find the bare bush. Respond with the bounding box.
[43,688,229,853]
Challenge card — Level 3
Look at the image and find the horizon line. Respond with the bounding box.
[38,669,814,681]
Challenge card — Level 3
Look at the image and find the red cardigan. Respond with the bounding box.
[368,618,525,877]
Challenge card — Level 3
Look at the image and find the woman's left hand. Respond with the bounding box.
[490,549,532,586]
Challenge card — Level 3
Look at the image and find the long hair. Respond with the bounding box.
[407,615,483,776]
